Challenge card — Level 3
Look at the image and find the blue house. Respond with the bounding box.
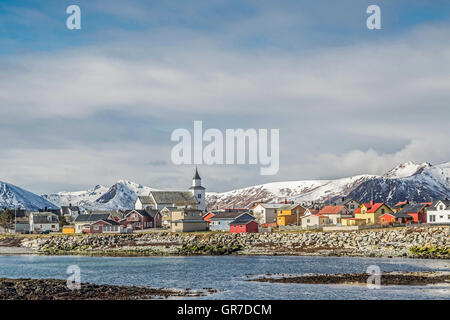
[210,211,255,231]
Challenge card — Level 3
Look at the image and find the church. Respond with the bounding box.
[134,168,206,212]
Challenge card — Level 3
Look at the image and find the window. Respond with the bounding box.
[429,215,435,222]
[198,194,201,199]
[440,205,444,210]
[381,208,385,214]
[94,226,99,230]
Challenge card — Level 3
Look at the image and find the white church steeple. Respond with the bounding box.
[189,167,206,212]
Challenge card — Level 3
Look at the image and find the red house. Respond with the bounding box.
[379,212,413,224]
[89,219,124,234]
[120,209,162,230]
[229,215,258,233]
[398,203,427,223]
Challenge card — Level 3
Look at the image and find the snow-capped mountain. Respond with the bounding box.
[0,181,59,211]
[206,162,450,208]
[3,161,449,212]
[42,180,158,210]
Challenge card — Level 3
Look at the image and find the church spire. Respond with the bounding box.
[193,167,201,180]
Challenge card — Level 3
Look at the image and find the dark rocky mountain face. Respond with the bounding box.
[342,177,449,206]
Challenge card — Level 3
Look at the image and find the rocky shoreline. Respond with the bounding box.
[0,278,212,300]
[248,271,450,286]
[1,225,448,259]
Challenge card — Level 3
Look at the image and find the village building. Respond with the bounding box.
[354,201,394,225]
[89,219,125,234]
[60,205,81,220]
[29,212,59,233]
[210,211,254,232]
[379,212,413,224]
[332,197,361,212]
[393,200,410,212]
[120,209,162,231]
[397,203,428,223]
[62,225,75,234]
[202,212,215,225]
[300,213,330,229]
[160,206,176,229]
[73,213,111,233]
[134,196,154,210]
[341,218,367,226]
[230,215,258,233]
[276,204,307,226]
[251,203,284,224]
[317,205,353,225]
[170,208,209,232]
[426,199,450,224]
[134,168,206,212]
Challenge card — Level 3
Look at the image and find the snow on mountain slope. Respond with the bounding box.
[42,180,158,210]
[383,161,431,179]
[42,184,109,207]
[0,181,59,211]
[206,174,375,209]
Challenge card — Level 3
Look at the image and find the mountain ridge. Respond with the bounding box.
[2,161,450,211]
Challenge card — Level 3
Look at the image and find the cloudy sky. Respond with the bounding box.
[1,0,450,194]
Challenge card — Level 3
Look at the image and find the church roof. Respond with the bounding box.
[193,168,201,180]
[137,196,154,205]
[150,191,198,206]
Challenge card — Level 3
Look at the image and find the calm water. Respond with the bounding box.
[0,255,449,300]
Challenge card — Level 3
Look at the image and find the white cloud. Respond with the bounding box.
[0,24,450,192]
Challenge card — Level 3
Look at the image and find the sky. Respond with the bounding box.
[0,0,450,194]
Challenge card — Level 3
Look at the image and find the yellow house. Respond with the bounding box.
[276,204,306,226]
[354,201,394,225]
[341,218,366,226]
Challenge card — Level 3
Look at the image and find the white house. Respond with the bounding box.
[29,212,60,233]
[251,203,284,224]
[427,199,450,224]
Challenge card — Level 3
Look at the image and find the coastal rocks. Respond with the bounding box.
[249,271,450,286]
[0,278,204,300]
[5,225,449,259]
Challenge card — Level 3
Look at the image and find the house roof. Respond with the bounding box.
[230,214,256,225]
[380,212,413,219]
[254,203,285,209]
[92,219,121,226]
[74,213,111,223]
[150,191,198,206]
[279,204,302,210]
[332,198,357,206]
[210,211,247,220]
[31,212,59,224]
[400,203,427,214]
[318,205,346,214]
[354,202,386,213]
[428,200,450,211]
[393,201,409,208]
